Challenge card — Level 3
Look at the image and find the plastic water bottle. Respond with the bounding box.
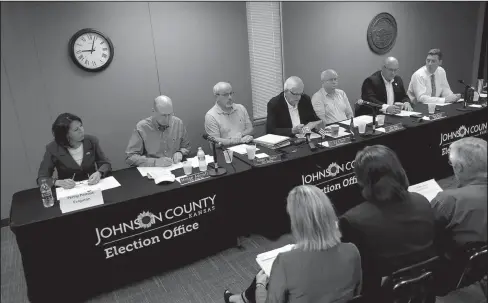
[40,179,55,208]
[197,147,207,172]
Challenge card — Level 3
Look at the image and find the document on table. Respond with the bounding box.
[188,155,214,168]
[408,179,443,202]
[393,110,422,117]
[137,164,183,177]
[148,170,176,184]
[338,115,373,126]
[55,176,121,200]
[256,244,295,276]
[228,144,260,155]
[295,133,322,140]
[255,153,269,159]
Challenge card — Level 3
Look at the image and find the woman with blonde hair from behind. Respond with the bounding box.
[224,185,362,303]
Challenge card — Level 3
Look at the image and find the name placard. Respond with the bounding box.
[383,123,405,133]
[327,136,352,148]
[428,112,447,121]
[179,171,210,185]
[59,189,104,214]
[254,155,282,166]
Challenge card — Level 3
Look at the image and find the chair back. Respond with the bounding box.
[456,243,488,289]
[347,295,367,303]
[382,256,439,303]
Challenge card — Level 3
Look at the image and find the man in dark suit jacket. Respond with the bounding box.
[357,57,413,117]
[266,76,321,137]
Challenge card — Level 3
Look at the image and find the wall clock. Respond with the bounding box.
[68,28,114,72]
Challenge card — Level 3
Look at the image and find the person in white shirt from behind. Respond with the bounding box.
[311,69,354,125]
[407,49,461,105]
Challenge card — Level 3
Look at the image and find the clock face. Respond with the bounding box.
[69,29,114,72]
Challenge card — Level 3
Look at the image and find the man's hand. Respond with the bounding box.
[55,179,76,189]
[446,94,461,103]
[386,105,401,114]
[292,124,304,134]
[155,157,173,167]
[240,135,253,143]
[402,102,413,111]
[172,151,183,164]
[256,269,269,286]
[87,171,101,185]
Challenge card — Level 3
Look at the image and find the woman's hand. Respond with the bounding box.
[87,171,102,185]
[55,179,76,189]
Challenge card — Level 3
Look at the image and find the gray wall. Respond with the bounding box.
[282,2,481,104]
[0,2,251,219]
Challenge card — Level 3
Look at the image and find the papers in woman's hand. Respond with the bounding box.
[256,244,295,276]
[55,176,121,200]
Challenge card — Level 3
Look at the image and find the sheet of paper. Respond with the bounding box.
[408,179,443,202]
[480,93,487,98]
[434,103,450,106]
[55,176,121,200]
[149,171,176,184]
[189,155,214,168]
[422,116,431,121]
[228,144,260,155]
[338,115,373,126]
[393,110,422,117]
[59,190,104,213]
[137,164,183,177]
[254,153,269,159]
[295,133,322,140]
[256,244,295,276]
[376,127,386,133]
[469,104,482,108]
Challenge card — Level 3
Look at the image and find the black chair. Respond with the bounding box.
[381,256,439,303]
[434,242,487,297]
[347,295,368,303]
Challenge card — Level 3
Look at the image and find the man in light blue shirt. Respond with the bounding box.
[312,70,353,125]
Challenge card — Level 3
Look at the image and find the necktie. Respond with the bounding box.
[431,74,436,97]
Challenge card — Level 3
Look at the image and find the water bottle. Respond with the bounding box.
[40,179,55,208]
[197,147,207,172]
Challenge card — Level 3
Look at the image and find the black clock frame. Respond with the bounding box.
[68,28,114,72]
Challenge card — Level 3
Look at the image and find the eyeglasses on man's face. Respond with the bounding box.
[217,92,235,98]
[287,90,304,97]
[384,66,399,73]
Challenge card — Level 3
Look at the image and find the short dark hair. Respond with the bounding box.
[428,48,443,61]
[52,113,82,147]
[354,145,409,204]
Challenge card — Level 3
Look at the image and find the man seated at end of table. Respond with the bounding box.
[359,57,412,117]
[126,95,191,167]
[204,82,254,146]
[266,76,321,137]
[407,48,461,105]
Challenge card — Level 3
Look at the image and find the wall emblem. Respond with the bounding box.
[367,12,397,55]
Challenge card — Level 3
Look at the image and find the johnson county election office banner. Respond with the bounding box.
[15,181,238,303]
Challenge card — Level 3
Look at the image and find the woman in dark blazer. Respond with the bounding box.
[224,185,362,303]
[340,145,436,296]
[37,113,111,189]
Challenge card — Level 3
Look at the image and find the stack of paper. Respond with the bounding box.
[256,244,295,276]
[339,115,373,126]
[137,165,182,177]
[55,176,121,200]
[296,133,322,140]
[148,170,176,184]
[228,144,261,155]
[254,134,291,149]
[408,179,443,202]
[393,111,422,117]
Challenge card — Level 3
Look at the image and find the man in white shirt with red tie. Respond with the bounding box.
[407,49,461,105]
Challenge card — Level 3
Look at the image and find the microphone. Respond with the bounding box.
[305,133,317,152]
[356,99,382,109]
[458,80,475,90]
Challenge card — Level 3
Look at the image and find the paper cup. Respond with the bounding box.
[428,103,436,114]
[183,161,193,175]
[246,145,256,160]
[223,150,233,163]
[330,125,339,137]
[377,115,385,126]
[357,121,367,134]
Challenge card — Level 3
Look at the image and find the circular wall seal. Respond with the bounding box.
[367,13,397,55]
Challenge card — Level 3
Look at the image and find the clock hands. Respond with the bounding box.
[90,38,95,54]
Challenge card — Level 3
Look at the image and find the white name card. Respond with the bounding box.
[59,189,104,213]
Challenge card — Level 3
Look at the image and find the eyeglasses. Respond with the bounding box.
[287,90,304,96]
[384,66,399,73]
[217,92,235,97]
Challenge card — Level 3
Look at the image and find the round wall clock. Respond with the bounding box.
[68,28,114,72]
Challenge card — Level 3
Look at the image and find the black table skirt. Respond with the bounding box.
[9,102,487,302]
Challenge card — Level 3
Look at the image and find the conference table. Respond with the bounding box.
[233,102,488,236]
[9,100,487,302]
[9,152,251,303]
